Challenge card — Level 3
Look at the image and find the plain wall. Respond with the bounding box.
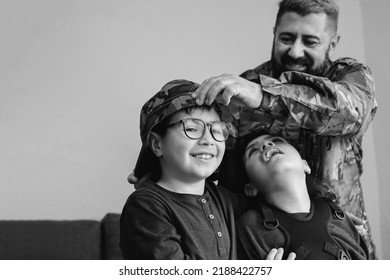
[0,0,386,258]
[361,0,390,260]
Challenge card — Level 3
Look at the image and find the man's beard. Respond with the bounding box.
[270,44,332,78]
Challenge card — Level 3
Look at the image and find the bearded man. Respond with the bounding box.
[193,0,378,259]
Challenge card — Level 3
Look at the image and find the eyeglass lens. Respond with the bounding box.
[183,119,229,141]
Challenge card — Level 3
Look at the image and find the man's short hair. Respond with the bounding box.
[275,0,339,35]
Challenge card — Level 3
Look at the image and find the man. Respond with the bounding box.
[192,0,377,258]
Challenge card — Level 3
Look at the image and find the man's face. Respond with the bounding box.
[271,12,339,77]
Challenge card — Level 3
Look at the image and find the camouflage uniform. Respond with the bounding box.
[221,58,378,259]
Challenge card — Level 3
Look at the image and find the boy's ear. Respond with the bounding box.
[149,132,163,157]
[302,159,311,174]
[244,183,259,197]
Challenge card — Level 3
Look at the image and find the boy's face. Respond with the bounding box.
[243,134,309,191]
[155,108,225,182]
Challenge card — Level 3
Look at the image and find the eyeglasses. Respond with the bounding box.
[166,118,231,142]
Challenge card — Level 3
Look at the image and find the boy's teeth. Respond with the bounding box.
[265,148,279,160]
[195,154,212,159]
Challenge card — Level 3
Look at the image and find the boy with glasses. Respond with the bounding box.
[119,79,247,259]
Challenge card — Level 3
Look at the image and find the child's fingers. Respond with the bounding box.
[266,248,284,260]
[286,252,296,260]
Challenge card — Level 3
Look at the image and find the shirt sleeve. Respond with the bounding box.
[236,60,377,138]
[120,192,190,260]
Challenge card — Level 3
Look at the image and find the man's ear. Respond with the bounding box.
[149,132,163,157]
[244,183,259,197]
[302,159,311,174]
[328,33,340,59]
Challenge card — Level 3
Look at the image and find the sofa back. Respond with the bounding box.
[0,213,122,260]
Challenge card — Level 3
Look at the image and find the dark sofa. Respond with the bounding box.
[0,213,123,260]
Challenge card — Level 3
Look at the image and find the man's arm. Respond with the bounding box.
[193,59,377,138]
[254,62,377,137]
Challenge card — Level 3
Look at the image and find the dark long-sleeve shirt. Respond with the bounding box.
[120,179,247,259]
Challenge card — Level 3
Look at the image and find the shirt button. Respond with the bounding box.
[200,198,207,204]
[217,232,222,238]
[209,214,214,220]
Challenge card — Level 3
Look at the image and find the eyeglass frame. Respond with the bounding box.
[166,118,231,142]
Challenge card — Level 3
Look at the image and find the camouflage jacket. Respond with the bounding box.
[221,57,377,258]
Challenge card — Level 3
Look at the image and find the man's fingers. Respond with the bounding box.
[193,74,233,105]
[222,84,243,106]
[205,76,234,105]
[193,76,220,105]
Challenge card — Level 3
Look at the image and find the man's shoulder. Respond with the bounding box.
[333,57,360,65]
[240,58,371,79]
[240,61,272,80]
[330,57,371,72]
[327,57,373,81]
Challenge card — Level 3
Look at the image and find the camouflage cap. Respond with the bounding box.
[134,79,221,179]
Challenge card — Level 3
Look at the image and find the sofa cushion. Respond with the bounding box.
[101,213,122,260]
[0,220,101,260]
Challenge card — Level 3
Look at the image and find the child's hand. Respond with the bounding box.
[127,171,139,184]
[128,172,151,190]
[266,248,296,260]
[346,212,367,235]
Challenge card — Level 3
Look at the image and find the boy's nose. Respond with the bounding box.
[199,126,214,145]
[261,141,275,151]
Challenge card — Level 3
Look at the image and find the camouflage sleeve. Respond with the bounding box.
[242,63,377,138]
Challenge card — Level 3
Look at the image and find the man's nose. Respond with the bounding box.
[288,40,305,59]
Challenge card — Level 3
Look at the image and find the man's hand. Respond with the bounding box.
[266,248,296,260]
[192,74,263,108]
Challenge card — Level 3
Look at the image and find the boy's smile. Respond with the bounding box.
[157,108,225,183]
[192,153,216,160]
[244,135,308,190]
[263,146,283,162]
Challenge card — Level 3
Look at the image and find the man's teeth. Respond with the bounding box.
[194,154,213,159]
[288,64,305,70]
